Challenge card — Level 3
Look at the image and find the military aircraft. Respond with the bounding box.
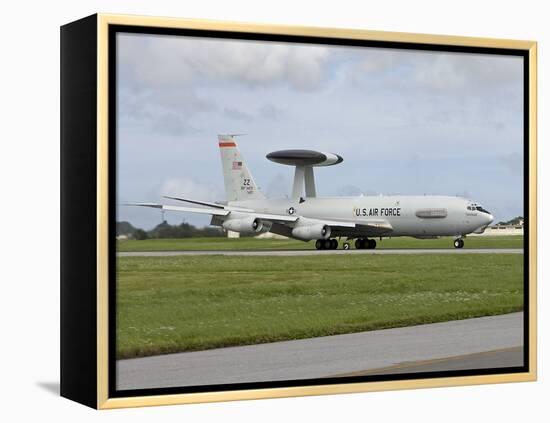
[129,134,494,250]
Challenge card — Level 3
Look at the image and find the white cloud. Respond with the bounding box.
[498,152,523,174]
[158,177,223,202]
[352,48,523,94]
[118,33,330,91]
[118,33,331,134]
[413,53,522,93]
[258,103,284,120]
[223,107,254,121]
[149,112,197,136]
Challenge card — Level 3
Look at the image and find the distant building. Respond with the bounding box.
[478,216,525,236]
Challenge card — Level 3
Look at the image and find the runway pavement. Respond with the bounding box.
[116,312,524,390]
[336,347,524,376]
[118,248,523,257]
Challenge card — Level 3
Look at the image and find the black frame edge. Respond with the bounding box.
[60,13,98,409]
[108,25,531,400]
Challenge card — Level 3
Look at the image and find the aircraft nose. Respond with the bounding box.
[486,213,494,225]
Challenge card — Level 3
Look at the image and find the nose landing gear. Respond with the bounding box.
[453,238,465,249]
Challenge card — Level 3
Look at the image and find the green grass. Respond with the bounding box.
[116,253,523,359]
[117,235,523,252]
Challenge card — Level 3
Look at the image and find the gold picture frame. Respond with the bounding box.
[60,13,537,409]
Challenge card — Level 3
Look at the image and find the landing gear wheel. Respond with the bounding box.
[315,239,323,250]
[454,239,464,249]
[330,239,338,250]
[343,242,350,250]
[355,239,375,249]
[323,239,332,250]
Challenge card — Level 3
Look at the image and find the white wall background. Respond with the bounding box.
[1,0,546,421]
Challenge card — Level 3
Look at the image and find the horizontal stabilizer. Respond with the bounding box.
[124,203,230,216]
[163,196,225,209]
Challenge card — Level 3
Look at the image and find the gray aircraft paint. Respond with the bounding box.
[218,134,265,202]
[227,195,491,238]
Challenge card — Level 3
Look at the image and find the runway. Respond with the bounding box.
[118,248,523,257]
[116,312,523,390]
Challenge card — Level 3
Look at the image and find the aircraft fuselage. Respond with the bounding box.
[229,195,493,238]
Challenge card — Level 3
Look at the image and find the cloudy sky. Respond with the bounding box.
[116,32,524,230]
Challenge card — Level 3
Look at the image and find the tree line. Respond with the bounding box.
[495,216,524,226]
[117,220,224,240]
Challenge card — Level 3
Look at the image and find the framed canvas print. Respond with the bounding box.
[60,13,537,409]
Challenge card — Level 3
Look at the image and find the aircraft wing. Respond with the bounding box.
[163,196,255,212]
[126,203,230,216]
[327,219,394,237]
[163,196,225,209]
[250,213,298,223]
[125,203,390,237]
[125,203,297,223]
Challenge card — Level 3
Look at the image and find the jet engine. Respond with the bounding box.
[222,216,271,234]
[291,221,331,241]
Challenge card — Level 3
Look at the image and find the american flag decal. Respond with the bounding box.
[232,161,242,170]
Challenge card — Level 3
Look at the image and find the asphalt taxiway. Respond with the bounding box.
[118,248,523,257]
[116,312,523,390]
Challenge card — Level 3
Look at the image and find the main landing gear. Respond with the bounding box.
[314,238,377,250]
[315,238,339,250]
[355,238,377,249]
[453,238,465,249]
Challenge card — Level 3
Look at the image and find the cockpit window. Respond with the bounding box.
[475,206,491,214]
[467,203,491,214]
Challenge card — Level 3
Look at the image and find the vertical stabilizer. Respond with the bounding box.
[218,135,265,202]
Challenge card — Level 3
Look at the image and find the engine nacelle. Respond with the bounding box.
[291,222,331,241]
[222,216,271,234]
